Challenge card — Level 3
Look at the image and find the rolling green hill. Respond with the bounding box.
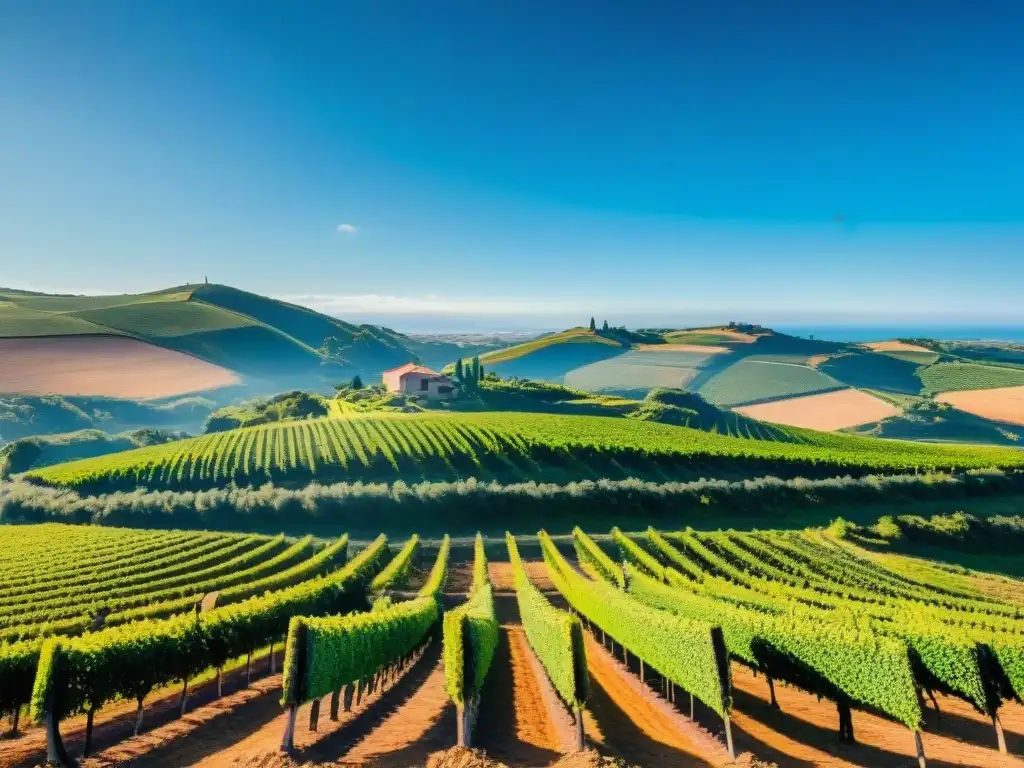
[0,428,185,478]
[24,409,1024,494]
[698,359,847,407]
[475,327,627,380]
[0,284,499,394]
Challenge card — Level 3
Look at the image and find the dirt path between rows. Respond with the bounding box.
[474,594,565,766]
[2,649,278,768]
[725,663,1024,767]
[580,633,719,767]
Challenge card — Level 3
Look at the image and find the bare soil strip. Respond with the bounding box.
[734,388,899,431]
[938,386,1024,426]
[0,335,238,398]
[580,632,723,767]
[727,662,1024,768]
[475,595,564,766]
[309,644,453,767]
[487,561,554,593]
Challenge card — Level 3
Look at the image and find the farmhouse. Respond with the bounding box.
[382,362,457,400]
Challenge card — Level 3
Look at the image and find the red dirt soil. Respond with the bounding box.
[0,335,238,398]
[726,662,1024,767]
[474,594,565,766]
[580,633,725,767]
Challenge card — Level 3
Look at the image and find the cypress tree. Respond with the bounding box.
[589,317,596,331]
[455,358,464,381]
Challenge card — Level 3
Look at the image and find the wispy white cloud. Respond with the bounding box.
[336,223,357,234]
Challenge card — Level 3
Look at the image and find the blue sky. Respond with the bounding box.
[2,1,1023,329]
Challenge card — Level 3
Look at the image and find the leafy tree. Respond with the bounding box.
[589,317,596,332]
[350,374,363,390]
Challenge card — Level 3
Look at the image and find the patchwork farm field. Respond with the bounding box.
[921,362,1024,394]
[1,524,1021,768]
[938,386,1024,426]
[563,348,720,396]
[734,388,900,431]
[0,336,239,399]
[698,359,847,407]
[23,410,1024,494]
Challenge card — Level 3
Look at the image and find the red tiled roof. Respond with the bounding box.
[383,362,440,377]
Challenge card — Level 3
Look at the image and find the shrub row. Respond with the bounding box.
[442,537,498,709]
[540,530,730,718]
[507,533,587,711]
[281,595,438,707]
[572,527,624,587]
[5,469,1024,531]
[626,563,923,729]
[23,536,387,726]
[371,535,421,592]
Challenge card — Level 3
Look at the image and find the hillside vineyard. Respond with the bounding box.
[2,523,1021,767]
[25,410,1024,493]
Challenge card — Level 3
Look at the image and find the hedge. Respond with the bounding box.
[507,533,587,711]
[540,531,730,718]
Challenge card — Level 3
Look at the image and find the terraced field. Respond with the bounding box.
[23,410,1024,494]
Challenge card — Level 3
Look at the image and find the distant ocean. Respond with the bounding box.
[774,326,1024,343]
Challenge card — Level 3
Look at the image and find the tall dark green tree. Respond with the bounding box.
[455,358,464,381]
[470,357,480,382]
[478,364,484,381]
[350,374,363,389]
[602,319,609,332]
[589,317,596,332]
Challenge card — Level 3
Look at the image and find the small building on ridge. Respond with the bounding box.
[382,362,456,401]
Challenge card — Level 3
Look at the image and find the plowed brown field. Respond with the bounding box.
[938,386,1024,426]
[734,388,898,430]
[0,336,237,398]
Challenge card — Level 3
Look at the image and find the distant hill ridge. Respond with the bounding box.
[0,283,501,394]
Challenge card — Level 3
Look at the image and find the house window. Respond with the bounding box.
[420,378,429,391]
[438,386,452,394]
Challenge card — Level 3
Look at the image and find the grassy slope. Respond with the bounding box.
[25,409,1024,493]
[475,328,627,380]
[0,284,458,387]
[0,303,113,337]
[820,352,924,395]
